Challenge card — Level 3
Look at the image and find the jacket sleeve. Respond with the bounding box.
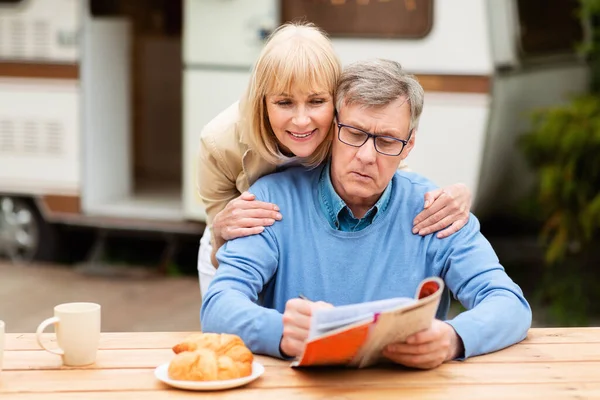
[196,133,241,228]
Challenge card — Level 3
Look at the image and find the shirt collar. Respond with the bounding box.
[318,162,393,230]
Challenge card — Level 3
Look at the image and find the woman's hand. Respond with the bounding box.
[412,183,472,239]
[213,191,282,242]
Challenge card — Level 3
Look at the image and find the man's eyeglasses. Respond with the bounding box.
[336,120,412,157]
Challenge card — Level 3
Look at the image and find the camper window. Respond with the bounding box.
[281,0,433,39]
[517,0,582,56]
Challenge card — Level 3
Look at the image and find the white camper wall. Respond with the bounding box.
[0,78,80,195]
[332,0,493,74]
[182,71,251,221]
[0,0,79,62]
[80,18,131,214]
[183,0,278,68]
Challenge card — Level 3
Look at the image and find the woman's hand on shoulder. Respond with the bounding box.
[213,192,283,241]
[412,183,471,239]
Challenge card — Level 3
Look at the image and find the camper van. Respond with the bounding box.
[0,0,590,263]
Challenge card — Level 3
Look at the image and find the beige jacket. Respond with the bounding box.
[197,102,276,228]
[196,101,409,229]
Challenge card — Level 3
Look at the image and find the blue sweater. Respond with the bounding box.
[201,165,532,359]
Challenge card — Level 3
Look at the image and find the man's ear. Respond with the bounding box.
[401,129,417,160]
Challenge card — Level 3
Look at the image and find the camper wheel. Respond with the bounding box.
[0,196,59,264]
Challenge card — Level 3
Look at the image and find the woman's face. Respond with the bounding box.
[265,88,334,158]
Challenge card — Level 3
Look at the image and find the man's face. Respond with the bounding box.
[330,97,416,213]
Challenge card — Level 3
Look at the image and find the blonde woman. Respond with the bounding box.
[196,22,471,296]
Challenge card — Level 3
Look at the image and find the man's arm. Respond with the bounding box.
[436,215,532,358]
[200,227,285,358]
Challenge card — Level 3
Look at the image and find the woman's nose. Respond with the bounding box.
[292,109,310,127]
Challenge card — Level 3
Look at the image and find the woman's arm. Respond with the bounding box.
[197,136,281,267]
[412,183,472,238]
[398,162,471,238]
[196,135,241,266]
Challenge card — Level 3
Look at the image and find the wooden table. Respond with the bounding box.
[1,328,600,399]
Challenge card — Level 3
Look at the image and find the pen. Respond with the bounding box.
[298,294,310,301]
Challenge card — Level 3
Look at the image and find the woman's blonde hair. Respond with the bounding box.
[240,22,341,167]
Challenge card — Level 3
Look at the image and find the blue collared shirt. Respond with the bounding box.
[318,162,392,232]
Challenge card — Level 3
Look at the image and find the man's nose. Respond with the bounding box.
[355,137,377,163]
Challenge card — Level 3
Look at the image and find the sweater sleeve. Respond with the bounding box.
[200,220,285,358]
[432,216,532,358]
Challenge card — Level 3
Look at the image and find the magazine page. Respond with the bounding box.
[291,277,444,368]
[353,277,445,367]
[309,297,415,338]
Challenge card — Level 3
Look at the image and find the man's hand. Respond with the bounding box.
[412,183,472,239]
[382,320,463,369]
[280,298,333,357]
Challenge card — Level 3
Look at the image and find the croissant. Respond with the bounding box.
[168,333,253,381]
[172,333,245,356]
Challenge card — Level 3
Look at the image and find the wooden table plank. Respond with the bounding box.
[523,328,600,344]
[466,343,600,363]
[3,349,173,371]
[8,328,600,351]
[3,329,600,400]
[9,328,600,347]
[5,342,599,372]
[3,351,282,371]
[6,332,193,351]
[4,383,600,400]
[2,362,600,394]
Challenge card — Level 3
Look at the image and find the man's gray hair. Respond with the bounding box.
[335,59,425,130]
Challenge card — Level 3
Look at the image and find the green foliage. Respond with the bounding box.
[518,1,600,323]
[520,95,600,264]
[579,0,600,55]
[579,0,600,92]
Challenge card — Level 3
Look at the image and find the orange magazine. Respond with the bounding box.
[291,277,444,368]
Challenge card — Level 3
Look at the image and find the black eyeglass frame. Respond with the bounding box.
[334,115,413,157]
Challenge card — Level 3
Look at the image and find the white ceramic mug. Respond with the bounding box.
[36,303,101,366]
[0,320,5,373]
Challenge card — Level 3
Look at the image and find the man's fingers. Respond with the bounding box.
[385,341,438,355]
[280,337,306,357]
[282,322,310,341]
[285,299,315,318]
[313,301,334,310]
[407,326,443,345]
[383,348,444,370]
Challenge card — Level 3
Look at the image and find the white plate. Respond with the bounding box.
[154,361,265,391]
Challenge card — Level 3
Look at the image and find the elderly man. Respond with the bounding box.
[201,59,531,369]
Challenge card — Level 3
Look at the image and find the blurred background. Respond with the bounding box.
[0,0,599,332]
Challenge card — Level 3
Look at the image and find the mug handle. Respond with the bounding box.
[36,317,64,356]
